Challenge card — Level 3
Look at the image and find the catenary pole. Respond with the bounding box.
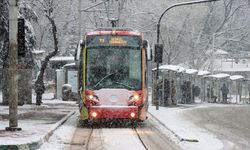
[78,0,82,40]
[6,0,21,131]
[155,0,220,110]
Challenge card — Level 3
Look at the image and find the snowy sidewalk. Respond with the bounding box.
[0,110,75,149]
[148,104,223,150]
[0,93,77,149]
[0,92,231,150]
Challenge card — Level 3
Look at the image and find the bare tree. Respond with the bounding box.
[0,0,9,105]
[35,0,59,105]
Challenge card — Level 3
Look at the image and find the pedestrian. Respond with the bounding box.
[207,85,217,103]
[221,83,229,103]
[163,79,170,106]
[186,81,192,103]
[181,81,187,104]
[171,80,177,105]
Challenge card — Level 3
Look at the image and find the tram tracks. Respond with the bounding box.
[132,117,181,150]
[85,127,94,150]
[70,116,180,150]
[134,127,149,150]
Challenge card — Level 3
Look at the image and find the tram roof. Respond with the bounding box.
[86,28,142,36]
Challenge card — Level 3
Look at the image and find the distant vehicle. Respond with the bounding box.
[75,28,152,125]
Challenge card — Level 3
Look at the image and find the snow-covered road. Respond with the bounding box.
[2,92,250,150]
[183,104,250,149]
[39,112,180,150]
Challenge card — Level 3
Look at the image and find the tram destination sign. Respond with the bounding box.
[87,35,141,47]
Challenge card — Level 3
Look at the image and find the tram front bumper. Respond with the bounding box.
[89,106,138,119]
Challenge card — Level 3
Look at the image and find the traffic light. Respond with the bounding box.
[154,44,163,63]
[18,18,25,57]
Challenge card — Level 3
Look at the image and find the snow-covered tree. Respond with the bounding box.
[34,0,59,105]
[0,0,9,105]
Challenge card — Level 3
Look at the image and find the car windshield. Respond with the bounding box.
[86,47,141,90]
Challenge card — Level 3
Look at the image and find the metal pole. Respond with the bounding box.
[212,33,215,73]
[78,0,82,40]
[6,0,21,131]
[155,0,219,110]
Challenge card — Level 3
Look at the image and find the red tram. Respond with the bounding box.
[76,28,151,124]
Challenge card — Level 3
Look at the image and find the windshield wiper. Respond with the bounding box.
[114,82,135,90]
[93,70,120,89]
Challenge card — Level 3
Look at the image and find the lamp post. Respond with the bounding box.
[78,0,82,40]
[155,0,220,110]
[6,0,21,131]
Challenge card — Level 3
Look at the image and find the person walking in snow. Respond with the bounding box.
[171,80,177,105]
[221,83,229,103]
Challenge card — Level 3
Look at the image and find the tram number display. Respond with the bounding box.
[109,37,128,45]
[99,37,128,45]
[87,35,141,47]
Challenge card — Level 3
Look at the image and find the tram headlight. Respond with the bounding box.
[91,112,98,118]
[128,92,143,106]
[129,93,141,101]
[86,94,100,107]
[87,94,94,100]
[130,112,136,118]
[86,94,99,101]
[85,90,100,106]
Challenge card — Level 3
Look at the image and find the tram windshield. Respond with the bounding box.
[86,47,142,90]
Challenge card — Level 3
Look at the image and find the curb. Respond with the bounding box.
[148,112,182,141]
[0,111,75,150]
[148,111,199,143]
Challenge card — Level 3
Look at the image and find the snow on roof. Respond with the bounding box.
[63,63,76,68]
[208,73,230,79]
[50,57,74,61]
[152,64,185,72]
[32,50,45,54]
[160,65,180,71]
[185,69,198,75]
[198,70,210,76]
[230,75,244,80]
[206,49,228,55]
[202,58,250,72]
[178,67,186,72]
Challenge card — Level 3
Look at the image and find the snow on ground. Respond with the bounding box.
[98,129,145,150]
[149,104,223,150]
[0,92,76,146]
[0,120,56,145]
[1,91,249,149]
[38,113,78,150]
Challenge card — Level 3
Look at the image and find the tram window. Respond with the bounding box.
[86,47,142,90]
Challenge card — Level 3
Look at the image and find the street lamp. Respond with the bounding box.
[6,0,22,131]
[154,0,220,110]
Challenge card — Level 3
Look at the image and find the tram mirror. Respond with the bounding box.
[75,40,83,61]
[75,40,85,67]
[143,40,152,61]
[154,44,163,63]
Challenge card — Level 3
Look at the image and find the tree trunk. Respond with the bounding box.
[35,17,58,105]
